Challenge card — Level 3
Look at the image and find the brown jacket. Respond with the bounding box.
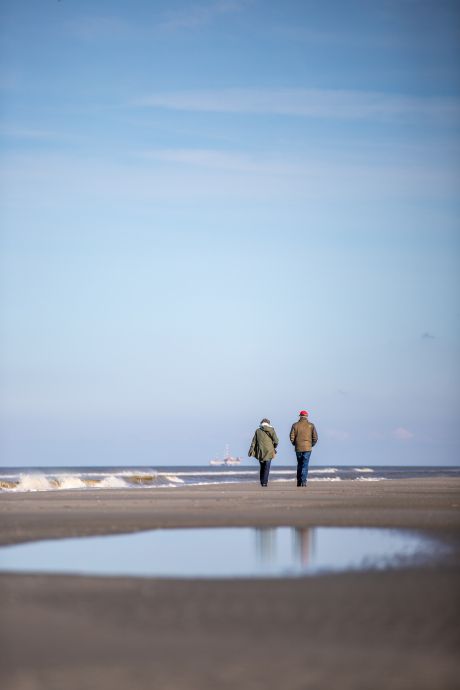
[290,417,318,452]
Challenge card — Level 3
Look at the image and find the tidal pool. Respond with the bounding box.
[0,527,448,578]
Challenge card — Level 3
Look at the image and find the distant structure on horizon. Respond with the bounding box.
[209,444,242,466]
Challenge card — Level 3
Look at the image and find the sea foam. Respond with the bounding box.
[356,477,385,481]
[58,476,87,490]
[163,474,185,484]
[98,476,128,488]
[310,477,342,481]
[16,473,54,492]
[5,472,129,493]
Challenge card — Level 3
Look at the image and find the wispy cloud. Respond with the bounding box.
[135,88,460,124]
[135,146,459,201]
[0,125,60,141]
[71,15,136,41]
[158,0,251,31]
[138,148,304,175]
[69,2,251,41]
[392,427,414,441]
[2,147,458,208]
[369,428,415,442]
[421,332,435,339]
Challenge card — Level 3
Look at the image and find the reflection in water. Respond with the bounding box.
[255,527,315,569]
[255,528,277,565]
[293,528,314,567]
[0,527,447,578]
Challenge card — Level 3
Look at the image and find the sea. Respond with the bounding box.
[1,465,459,493]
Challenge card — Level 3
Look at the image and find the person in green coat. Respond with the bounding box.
[248,418,279,487]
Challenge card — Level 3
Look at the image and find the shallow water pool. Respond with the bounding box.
[0,527,450,578]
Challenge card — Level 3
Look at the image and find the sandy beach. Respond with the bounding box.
[1,479,460,690]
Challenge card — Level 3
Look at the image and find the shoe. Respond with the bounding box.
[262,484,268,487]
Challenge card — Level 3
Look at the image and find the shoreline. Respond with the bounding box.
[1,478,460,547]
[1,478,460,690]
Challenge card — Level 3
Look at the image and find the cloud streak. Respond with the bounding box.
[0,125,60,141]
[158,0,251,31]
[70,15,136,41]
[136,88,460,124]
[392,427,414,441]
[138,148,305,175]
[69,1,251,41]
[2,147,458,208]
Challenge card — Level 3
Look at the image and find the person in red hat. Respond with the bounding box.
[289,411,318,487]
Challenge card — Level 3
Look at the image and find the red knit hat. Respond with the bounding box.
[299,410,308,416]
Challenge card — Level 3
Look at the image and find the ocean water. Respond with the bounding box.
[0,465,458,493]
[0,527,451,578]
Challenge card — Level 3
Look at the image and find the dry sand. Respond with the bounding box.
[1,479,460,690]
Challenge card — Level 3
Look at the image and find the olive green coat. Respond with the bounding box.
[289,417,318,452]
[248,425,279,461]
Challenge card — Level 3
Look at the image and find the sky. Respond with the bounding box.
[0,0,459,467]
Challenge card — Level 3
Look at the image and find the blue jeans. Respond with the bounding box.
[259,460,271,486]
[296,451,311,485]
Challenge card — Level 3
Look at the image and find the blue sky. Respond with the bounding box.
[1,0,459,467]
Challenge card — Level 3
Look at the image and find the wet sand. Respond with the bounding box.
[1,479,460,690]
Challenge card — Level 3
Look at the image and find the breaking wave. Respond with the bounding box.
[17,474,57,492]
[2,464,447,493]
[356,477,386,481]
[0,471,186,493]
[163,474,185,484]
[98,476,128,488]
[310,477,342,481]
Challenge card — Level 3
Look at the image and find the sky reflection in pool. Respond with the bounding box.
[0,528,447,578]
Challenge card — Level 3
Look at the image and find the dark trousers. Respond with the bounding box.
[259,460,271,486]
[296,451,311,485]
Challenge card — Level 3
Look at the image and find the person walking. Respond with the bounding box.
[248,418,279,487]
[290,410,318,487]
